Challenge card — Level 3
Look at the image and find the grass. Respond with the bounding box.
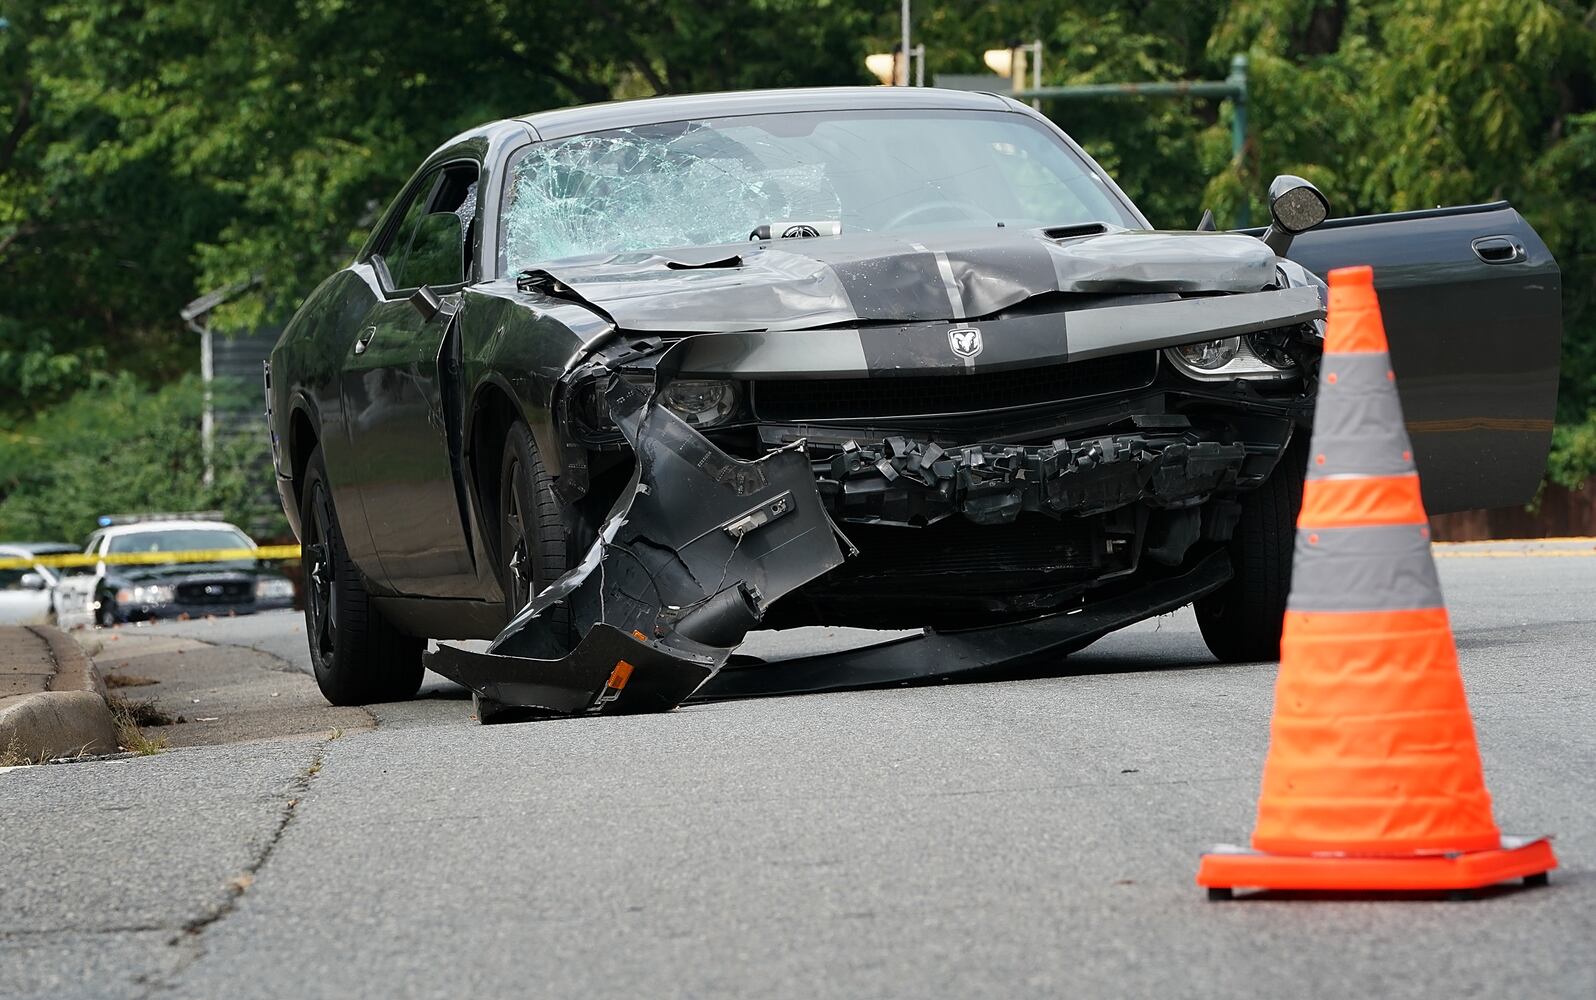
[105,692,174,756]
[0,734,28,767]
[0,734,96,767]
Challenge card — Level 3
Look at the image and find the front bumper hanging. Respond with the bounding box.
[426,378,848,719]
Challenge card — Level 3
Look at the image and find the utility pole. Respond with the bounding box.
[867,5,925,86]
[900,0,910,87]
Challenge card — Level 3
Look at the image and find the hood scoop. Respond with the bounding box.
[1041,222,1110,242]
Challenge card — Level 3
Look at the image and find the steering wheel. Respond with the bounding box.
[884,199,997,230]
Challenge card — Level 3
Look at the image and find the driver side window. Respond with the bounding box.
[374,161,480,291]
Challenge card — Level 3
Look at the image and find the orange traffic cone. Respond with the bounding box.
[1196,265,1556,898]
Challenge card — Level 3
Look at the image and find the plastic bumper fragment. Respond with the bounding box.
[427,624,719,717]
[424,377,848,720]
[693,548,1231,701]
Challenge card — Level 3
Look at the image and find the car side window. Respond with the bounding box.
[373,161,481,293]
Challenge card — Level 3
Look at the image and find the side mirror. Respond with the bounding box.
[1260,175,1330,257]
[19,571,47,591]
[409,284,442,322]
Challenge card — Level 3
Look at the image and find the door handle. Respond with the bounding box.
[353,326,377,356]
[1471,236,1525,265]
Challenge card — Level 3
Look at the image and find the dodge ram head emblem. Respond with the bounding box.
[948,326,983,360]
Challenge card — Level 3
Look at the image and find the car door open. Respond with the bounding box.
[1279,202,1560,513]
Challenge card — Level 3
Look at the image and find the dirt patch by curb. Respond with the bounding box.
[94,633,375,748]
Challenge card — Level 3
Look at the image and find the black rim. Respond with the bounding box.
[502,453,534,613]
[304,480,336,668]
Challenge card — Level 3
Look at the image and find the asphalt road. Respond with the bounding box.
[3,543,1593,999]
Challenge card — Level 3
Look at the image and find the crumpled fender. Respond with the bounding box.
[425,377,847,719]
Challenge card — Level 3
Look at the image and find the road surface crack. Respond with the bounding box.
[136,738,332,997]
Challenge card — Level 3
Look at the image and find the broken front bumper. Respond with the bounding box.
[425,376,1260,721]
[428,378,848,719]
[810,428,1248,527]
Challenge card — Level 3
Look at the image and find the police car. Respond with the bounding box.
[53,514,296,627]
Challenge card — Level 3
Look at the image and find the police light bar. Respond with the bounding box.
[96,511,227,527]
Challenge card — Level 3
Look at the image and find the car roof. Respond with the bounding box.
[513,86,1018,142]
[98,520,251,538]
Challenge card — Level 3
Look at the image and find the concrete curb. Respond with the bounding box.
[0,626,119,761]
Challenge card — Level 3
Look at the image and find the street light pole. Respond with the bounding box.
[899,0,911,87]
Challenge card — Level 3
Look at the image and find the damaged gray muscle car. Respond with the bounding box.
[265,87,1560,718]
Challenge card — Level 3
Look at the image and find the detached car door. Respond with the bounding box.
[1282,202,1560,513]
[340,160,481,597]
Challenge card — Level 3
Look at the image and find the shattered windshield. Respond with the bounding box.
[500,110,1139,270]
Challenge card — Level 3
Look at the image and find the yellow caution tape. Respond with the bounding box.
[0,544,301,571]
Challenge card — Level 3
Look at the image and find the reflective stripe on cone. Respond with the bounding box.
[1196,263,1555,894]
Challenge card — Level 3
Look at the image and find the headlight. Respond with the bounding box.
[255,578,295,600]
[1173,338,1241,371]
[1166,335,1297,381]
[116,584,175,605]
[657,379,742,428]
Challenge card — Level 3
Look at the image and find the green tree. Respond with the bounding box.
[4,0,1596,519]
[0,373,283,543]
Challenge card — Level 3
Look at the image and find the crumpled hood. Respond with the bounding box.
[522,227,1280,333]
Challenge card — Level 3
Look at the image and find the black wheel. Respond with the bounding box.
[95,596,117,628]
[1524,872,1550,887]
[497,422,577,645]
[299,445,424,705]
[1196,442,1307,663]
[477,424,578,725]
[1206,887,1234,902]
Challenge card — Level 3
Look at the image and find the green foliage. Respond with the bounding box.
[0,374,285,543]
[3,0,1596,517]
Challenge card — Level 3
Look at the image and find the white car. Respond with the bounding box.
[0,543,76,626]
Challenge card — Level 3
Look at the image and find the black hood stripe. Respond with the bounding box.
[529,228,1278,333]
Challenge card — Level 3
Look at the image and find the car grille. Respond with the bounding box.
[832,515,1103,589]
[750,352,1158,421]
[175,580,254,605]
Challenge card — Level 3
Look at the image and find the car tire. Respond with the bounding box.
[1195,442,1307,663]
[96,598,117,628]
[476,423,579,725]
[299,445,425,705]
[497,422,577,645]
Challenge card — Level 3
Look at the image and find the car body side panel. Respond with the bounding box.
[339,293,479,597]
[269,268,391,585]
[1279,203,1560,513]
